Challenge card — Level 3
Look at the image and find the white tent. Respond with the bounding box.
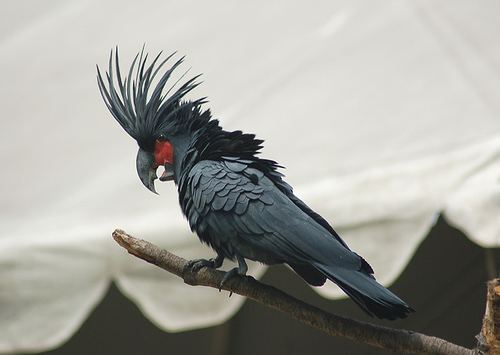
[1,0,499,353]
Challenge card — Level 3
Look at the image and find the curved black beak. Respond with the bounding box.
[136,148,158,194]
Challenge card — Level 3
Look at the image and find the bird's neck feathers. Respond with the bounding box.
[170,106,276,184]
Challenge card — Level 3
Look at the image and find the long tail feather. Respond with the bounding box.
[313,263,414,320]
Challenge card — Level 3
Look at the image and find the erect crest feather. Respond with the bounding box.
[96,46,205,147]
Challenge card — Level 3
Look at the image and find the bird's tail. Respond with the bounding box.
[313,263,414,320]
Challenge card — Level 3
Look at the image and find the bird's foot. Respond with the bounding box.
[186,258,214,272]
[219,267,240,292]
[186,255,224,273]
[219,256,248,293]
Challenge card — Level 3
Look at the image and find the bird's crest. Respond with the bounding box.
[97,47,205,149]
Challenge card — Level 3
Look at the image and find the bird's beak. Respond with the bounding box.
[136,148,158,194]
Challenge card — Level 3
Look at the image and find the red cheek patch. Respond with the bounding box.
[154,140,174,166]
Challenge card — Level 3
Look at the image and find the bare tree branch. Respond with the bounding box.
[112,229,475,355]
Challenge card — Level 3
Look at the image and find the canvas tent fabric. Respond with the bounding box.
[0,0,499,353]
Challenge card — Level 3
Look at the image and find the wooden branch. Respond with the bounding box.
[112,229,474,355]
[478,279,500,354]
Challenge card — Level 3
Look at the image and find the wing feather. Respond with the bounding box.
[185,159,361,271]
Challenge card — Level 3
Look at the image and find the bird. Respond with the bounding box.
[97,48,414,320]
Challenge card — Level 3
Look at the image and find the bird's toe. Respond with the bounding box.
[218,267,240,291]
[187,258,215,272]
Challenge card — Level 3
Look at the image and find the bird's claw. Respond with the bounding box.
[186,258,216,272]
[218,267,240,292]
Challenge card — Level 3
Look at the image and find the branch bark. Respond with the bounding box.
[478,279,500,353]
[112,229,474,355]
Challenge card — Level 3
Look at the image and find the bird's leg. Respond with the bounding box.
[186,253,224,272]
[219,255,248,291]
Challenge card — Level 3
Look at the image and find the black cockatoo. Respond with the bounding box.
[97,49,413,320]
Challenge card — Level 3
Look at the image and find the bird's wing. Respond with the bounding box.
[266,169,351,250]
[185,159,362,270]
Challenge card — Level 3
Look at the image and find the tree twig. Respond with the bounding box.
[112,229,474,355]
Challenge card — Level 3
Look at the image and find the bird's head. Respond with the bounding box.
[97,48,206,193]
